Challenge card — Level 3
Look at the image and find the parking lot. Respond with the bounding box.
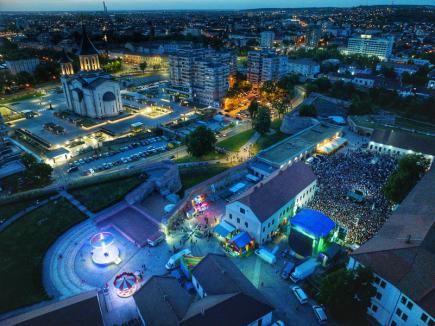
[65,135,181,176]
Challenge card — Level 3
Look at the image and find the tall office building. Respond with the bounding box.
[344,35,394,60]
[260,31,275,48]
[307,27,322,48]
[168,47,235,107]
[247,50,288,85]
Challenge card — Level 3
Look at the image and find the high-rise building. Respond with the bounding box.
[60,26,123,118]
[307,27,322,48]
[343,35,394,60]
[247,50,288,85]
[168,47,235,107]
[260,31,275,48]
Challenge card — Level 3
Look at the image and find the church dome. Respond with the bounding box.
[102,91,116,101]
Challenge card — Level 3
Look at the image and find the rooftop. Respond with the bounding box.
[371,128,435,156]
[257,123,342,168]
[352,167,435,316]
[236,162,316,222]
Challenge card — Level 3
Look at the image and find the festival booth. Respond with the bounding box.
[226,231,255,257]
[288,209,336,258]
[213,220,236,240]
[113,272,138,298]
[186,194,209,219]
[316,137,347,155]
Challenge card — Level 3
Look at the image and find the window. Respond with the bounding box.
[406,302,413,310]
[371,304,378,312]
[262,227,265,232]
[401,314,408,322]
[245,222,248,228]
[268,223,270,228]
[240,208,245,214]
[374,277,380,284]
[229,213,232,219]
[272,219,275,224]
[237,218,240,224]
[380,280,386,288]
[421,313,428,322]
[396,308,402,316]
[390,321,397,326]
[375,292,382,300]
[401,297,407,304]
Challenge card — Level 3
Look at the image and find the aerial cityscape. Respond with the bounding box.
[0,2,434,326]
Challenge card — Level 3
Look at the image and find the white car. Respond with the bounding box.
[271,321,285,326]
[312,305,328,324]
[291,286,308,304]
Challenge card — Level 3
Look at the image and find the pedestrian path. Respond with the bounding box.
[59,190,95,219]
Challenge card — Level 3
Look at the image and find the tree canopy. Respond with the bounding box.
[383,154,429,203]
[319,266,376,323]
[253,107,271,134]
[185,126,217,157]
[299,104,317,117]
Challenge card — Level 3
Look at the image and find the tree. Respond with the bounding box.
[380,66,396,79]
[319,266,376,322]
[299,104,317,117]
[383,154,429,203]
[139,61,147,73]
[274,99,288,118]
[253,107,271,134]
[349,96,373,115]
[21,153,53,188]
[15,71,34,87]
[247,99,259,120]
[185,126,217,157]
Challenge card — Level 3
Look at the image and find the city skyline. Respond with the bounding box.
[1,0,434,11]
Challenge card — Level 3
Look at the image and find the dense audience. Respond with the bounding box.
[307,149,397,244]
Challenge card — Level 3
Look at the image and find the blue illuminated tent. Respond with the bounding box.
[230,231,252,250]
[291,209,336,238]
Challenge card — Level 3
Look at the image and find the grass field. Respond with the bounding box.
[70,174,147,212]
[254,131,289,152]
[175,151,226,163]
[395,117,435,133]
[217,129,256,152]
[0,198,87,314]
[179,164,232,193]
[0,91,44,105]
[0,196,50,223]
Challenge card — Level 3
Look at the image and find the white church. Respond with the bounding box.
[60,26,123,119]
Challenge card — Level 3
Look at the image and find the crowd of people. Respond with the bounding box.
[307,149,397,245]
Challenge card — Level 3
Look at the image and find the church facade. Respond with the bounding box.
[60,26,123,119]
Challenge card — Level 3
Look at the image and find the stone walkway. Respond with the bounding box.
[59,190,95,218]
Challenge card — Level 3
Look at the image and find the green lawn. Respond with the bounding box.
[217,129,256,152]
[395,117,435,134]
[180,164,232,193]
[69,174,147,212]
[0,198,87,314]
[175,151,226,163]
[0,91,44,105]
[0,196,48,222]
[254,131,290,152]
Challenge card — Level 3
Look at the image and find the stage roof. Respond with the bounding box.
[291,209,336,238]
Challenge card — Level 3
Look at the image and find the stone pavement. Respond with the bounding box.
[59,190,95,218]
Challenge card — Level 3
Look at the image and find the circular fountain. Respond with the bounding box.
[90,232,120,265]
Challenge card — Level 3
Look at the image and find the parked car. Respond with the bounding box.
[312,305,328,324]
[291,286,308,304]
[67,166,79,173]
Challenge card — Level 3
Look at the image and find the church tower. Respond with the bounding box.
[59,49,74,76]
[78,25,100,71]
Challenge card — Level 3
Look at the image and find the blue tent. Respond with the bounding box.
[291,209,336,238]
[230,231,252,249]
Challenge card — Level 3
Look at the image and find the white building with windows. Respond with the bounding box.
[222,162,317,244]
[287,58,320,77]
[368,129,435,164]
[5,57,40,75]
[260,31,275,48]
[348,167,434,326]
[343,35,394,61]
[60,26,123,118]
[247,50,288,85]
[168,47,235,107]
